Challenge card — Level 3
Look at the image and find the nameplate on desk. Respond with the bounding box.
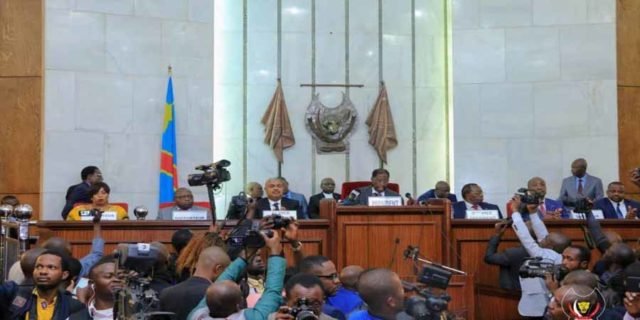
[172,210,207,220]
[368,196,402,207]
[262,210,297,219]
[570,209,604,220]
[466,209,500,219]
[79,210,117,221]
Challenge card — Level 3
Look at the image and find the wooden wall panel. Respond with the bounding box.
[0,0,43,218]
[618,0,640,199]
[0,0,42,77]
[617,0,640,86]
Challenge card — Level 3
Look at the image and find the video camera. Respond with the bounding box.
[113,243,172,320]
[515,188,543,205]
[187,159,231,189]
[287,298,318,320]
[403,246,455,320]
[519,257,569,281]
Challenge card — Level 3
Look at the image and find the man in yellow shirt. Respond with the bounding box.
[1,250,84,319]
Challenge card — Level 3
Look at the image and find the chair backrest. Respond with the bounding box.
[506,200,514,217]
[159,201,211,209]
[73,202,129,213]
[340,181,400,199]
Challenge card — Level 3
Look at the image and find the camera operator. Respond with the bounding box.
[270,273,336,320]
[484,221,529,290]
[623,262,640,319]
[226,182,264,220]
[510,195,571,319]
[349,268,405,320]
[197,231,286,320]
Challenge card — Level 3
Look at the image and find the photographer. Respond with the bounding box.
[483,221,528,290]
[269,273,336,320]
[623,262,640,319]
[191,231,286,320]
[510,195,570,318]
[227,182,264,220]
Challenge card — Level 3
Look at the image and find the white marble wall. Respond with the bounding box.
[452,0,618,211]
[43,0,214,219]
[213,0,450,208]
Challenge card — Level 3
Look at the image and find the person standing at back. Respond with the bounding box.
[61,166,103,219]
[558,158,604,206]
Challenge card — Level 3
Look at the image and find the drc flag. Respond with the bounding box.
[159,76,178,204]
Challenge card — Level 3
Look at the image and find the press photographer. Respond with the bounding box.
[269,273,335,320]
[510,193,571,318]
[226,182,264,220]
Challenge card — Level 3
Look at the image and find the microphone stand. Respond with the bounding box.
[406,248,467,276]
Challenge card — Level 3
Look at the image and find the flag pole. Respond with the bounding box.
[168,65,172,75]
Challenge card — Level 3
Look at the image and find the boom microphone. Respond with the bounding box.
[388,238,401,268]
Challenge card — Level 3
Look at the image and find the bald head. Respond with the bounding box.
[320,177,336,194]
[41,237,72,256]
[206,280,242,318]
[571,158,588,178]
[527,177,547,197]
[194,246,231,281]
[358,268,405,316]
[434,181,451,199]
[561,270,599,289]
[20,247,46,280]
[340,265,364,290]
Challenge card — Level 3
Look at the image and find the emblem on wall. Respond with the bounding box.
[305,93,357,153]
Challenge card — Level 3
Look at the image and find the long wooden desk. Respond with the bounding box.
[36,219,332,265]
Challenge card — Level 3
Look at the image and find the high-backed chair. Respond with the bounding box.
[340,181,400,199]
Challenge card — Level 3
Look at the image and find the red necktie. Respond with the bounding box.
[578,179,584,195]
[540,203,546,214]
[472,204,479,210]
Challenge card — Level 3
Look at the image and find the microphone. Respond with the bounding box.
[342,189,361,205]
[405,193,416,205]
[388,238,400,268]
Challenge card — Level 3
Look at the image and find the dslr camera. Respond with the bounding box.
[187,160,231,189]
[288,298,318,320]
[519,257,569,282]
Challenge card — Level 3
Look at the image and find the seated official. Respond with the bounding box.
[250,177,303,219]
[593,181,640,219]
[157,187,210,220]
[281,177,309,219]
[452,183,502,219]
[226,182,264,219]
[67,182,128,221]
[417,181,457,203]
[308,177,341,219]
[355,168,402,205]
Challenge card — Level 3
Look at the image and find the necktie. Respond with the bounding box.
[539,203,546,215]
[616,202,623,219]
[577,179,584,195]
[273,203,279,210]
[472,204,479,210]
[373,192,380,197]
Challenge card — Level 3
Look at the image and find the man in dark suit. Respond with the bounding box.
[250,177,302,219]
[484,221,528,290]
[452,183,502,219]
[417,181,457,203]
[308,177,341,219]
[61,166,103,219]
[159,246,231,320]
[355,168,402,205]
[558,158,604,206]
[593,181,640,219]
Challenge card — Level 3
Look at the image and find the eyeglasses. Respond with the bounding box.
[317,273,339,280]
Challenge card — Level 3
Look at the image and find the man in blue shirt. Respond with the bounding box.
[299,256,346,320]
[348,269,404,320]
[281,177,309,219]
[328,265,364,316]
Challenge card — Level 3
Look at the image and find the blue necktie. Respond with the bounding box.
[616,202,623,219]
